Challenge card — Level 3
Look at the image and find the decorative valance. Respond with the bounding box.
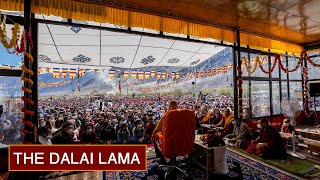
[0,0,303,54]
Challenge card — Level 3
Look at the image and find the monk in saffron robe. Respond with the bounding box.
[246,117,286,159]
[214,108,234,136]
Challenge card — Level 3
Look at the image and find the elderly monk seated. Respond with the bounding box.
[246,117,286,159]
[152,101,178,139]
[224,117,252,149]
[152,103,196,164]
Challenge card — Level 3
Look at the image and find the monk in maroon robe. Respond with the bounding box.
[246,117,286,159]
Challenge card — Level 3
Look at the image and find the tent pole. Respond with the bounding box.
[31,13,38,143]
[233,44,238,118]
[236,27,242,119]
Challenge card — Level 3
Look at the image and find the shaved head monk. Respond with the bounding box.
[168,101,178,110]
[152,101,178,137]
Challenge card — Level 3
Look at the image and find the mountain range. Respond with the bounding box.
[0,47,317,97]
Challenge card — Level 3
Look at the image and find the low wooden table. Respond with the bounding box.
[280,132,320,155]
[191,135,215,177]
[295,127,320,141]
[304,139,320,154]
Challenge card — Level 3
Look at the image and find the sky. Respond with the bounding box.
[0,43,22,66]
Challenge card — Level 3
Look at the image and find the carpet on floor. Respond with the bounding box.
[18,156,299,180]
[103,156,302,180]
[227,147,320,178]
[13,146,314,180]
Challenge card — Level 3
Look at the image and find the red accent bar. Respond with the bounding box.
[9,145,146,171]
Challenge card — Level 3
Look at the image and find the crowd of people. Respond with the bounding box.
[0,92,291,160]
[36,94,234,145]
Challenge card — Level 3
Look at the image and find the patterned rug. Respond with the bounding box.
[104,158,208,180]
[103,156,299,180]
[12,147,309,180]
[227,147,320,179]
[227,149,300,180]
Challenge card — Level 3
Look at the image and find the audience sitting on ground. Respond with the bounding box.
[281,119,294,134]
[224,117,252,149]
[51,122,75,144]
[117,124,131,144]
[38,125,52,145]
[30,94,235,146]
[211,109,222,125]
[99,120,117,144]
[80,123,97,144]
[132,120,147,144]
[246,117,287,159]
[145,118,156,142]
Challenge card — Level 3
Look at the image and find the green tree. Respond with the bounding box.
[216,88,233,96]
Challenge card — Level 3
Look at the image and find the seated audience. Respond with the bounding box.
[99,120,117,144]
[94,118,105,137]
[38,125,52,145]
[128,115,135,134]
[52,122,75,144]
[117,124,131,144]
[201,109,212,124]
[224,117,252,149]
[80,124,97,144]
[145,118,156,142]
[281,119,294,134]
[246,117,286,159]
[211,109,222,125]
[132,120,147,144]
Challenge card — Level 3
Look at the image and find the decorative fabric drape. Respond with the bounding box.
[0,0,303,54]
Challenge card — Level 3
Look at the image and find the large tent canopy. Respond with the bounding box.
[38,23,225,69]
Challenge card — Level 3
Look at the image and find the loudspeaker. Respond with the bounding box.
[192,82,195,85]
[309,83,320,97]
